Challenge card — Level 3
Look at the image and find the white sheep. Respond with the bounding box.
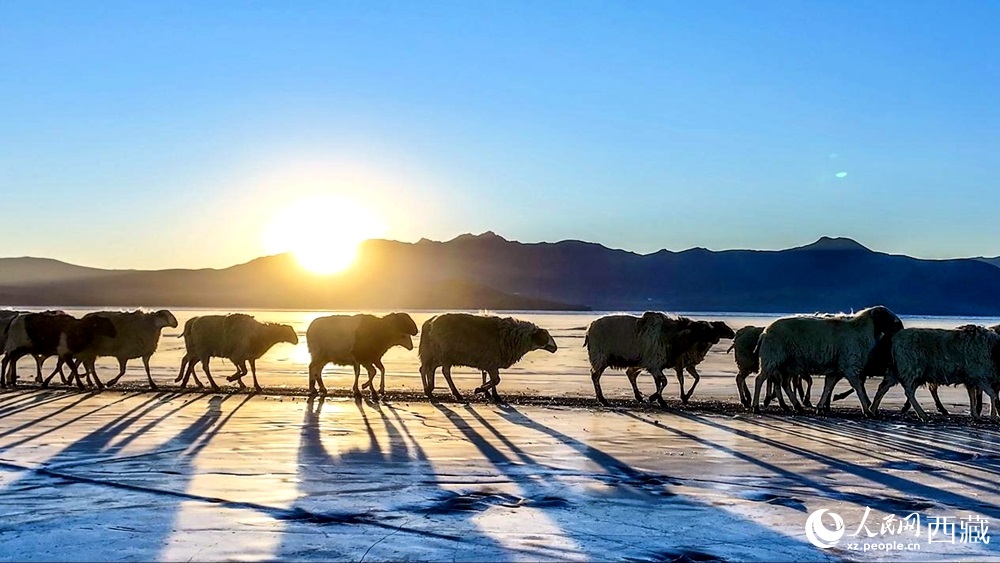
[306,313,418,398]
[869,326,1000,421]
[584,312,719,406]
[63,310,179,390]
[753,306,904,416]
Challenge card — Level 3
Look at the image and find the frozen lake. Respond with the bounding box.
[1,390,999,561]
[3,309,1000,561]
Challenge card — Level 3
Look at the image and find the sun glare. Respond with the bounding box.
[263,196,385,275]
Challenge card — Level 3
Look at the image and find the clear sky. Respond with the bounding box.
[2,1,999,269]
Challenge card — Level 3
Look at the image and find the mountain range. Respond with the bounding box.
[3,234,1000,315]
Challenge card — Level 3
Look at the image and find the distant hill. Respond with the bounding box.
[0,257,119,285]
[5,234,1000,315]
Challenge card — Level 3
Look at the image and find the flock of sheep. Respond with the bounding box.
[1,306,999,421]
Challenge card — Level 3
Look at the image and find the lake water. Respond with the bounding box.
[9,308,1000,410]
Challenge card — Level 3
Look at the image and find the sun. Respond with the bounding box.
[263,196,385,275]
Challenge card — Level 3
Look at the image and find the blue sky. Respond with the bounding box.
[1,1,998,268]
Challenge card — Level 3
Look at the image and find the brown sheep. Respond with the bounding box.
[419,313,557,402]
[584,312,719,407]
[175,314,298,392]
[624,320,735,404]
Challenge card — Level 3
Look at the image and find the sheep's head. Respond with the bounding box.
[711,321,736,340]
[868,305,903,339]
[385,312,418,336]
[531,327,558,353]
[275,324,298,345]
[154,309,179,329]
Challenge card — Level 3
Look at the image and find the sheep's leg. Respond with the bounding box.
[250,359,261,393]
[843,370,873,417]
[625,367,644,403]
[763,378,778,407]
[798,374,813,408]
[34,355,46,384]
[816,374,842,414]
[973,381,1000,421]
[476,369,503,403]
[106,358,128,387]
[591,365,609,406]
[175,356,189,384]
[228,361,248,388]
[779,376,804,413]
[200,360,221,392]
[441,365,464,401]
[0,356,6,388]
[226,359,247,387]
[924,383,949,416]
[83,358,104,390]
[376,359,386,397]
[420,364,437,397]
[901,382,929,422]
[735,370,751,407]
[181,359,204,388]
[683,365,701,404]
[140,356,157,390]
[648,368,669,408]
[308,360,326,395]
[351,363,362,399]
[751,372,770,413]
[968,386,982,418]
[363,363,378,400]
[674,366,688,404]
[870,377,897,415]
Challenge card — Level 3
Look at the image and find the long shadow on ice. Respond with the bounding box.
[640,410,1000,555]
[430,405,835,562]
[0,394,228,560]
[274,397,506,561]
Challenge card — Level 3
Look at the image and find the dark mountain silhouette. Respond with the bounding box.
[3,234,1000,314]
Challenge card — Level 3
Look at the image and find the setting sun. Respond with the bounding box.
[262,195,385,274]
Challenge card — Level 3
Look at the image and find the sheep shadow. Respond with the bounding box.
[0,393,250,560]
[424,404,832,562]
[636,409,1000,554]
[274,397,512,561]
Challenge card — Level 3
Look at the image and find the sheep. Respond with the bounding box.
[869,326,1000,421]
[624,320,735,404]
[0,310,77,387]
[306,312,418,398]
[419,313,557,402]
[752,306,904,416]
[175,314,298,392]
[728,325,764,407]
[584,312,719,407]
[3,311,117,389]
[51,309,179,390]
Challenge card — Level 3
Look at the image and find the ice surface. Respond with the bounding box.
[1,390,999,561]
